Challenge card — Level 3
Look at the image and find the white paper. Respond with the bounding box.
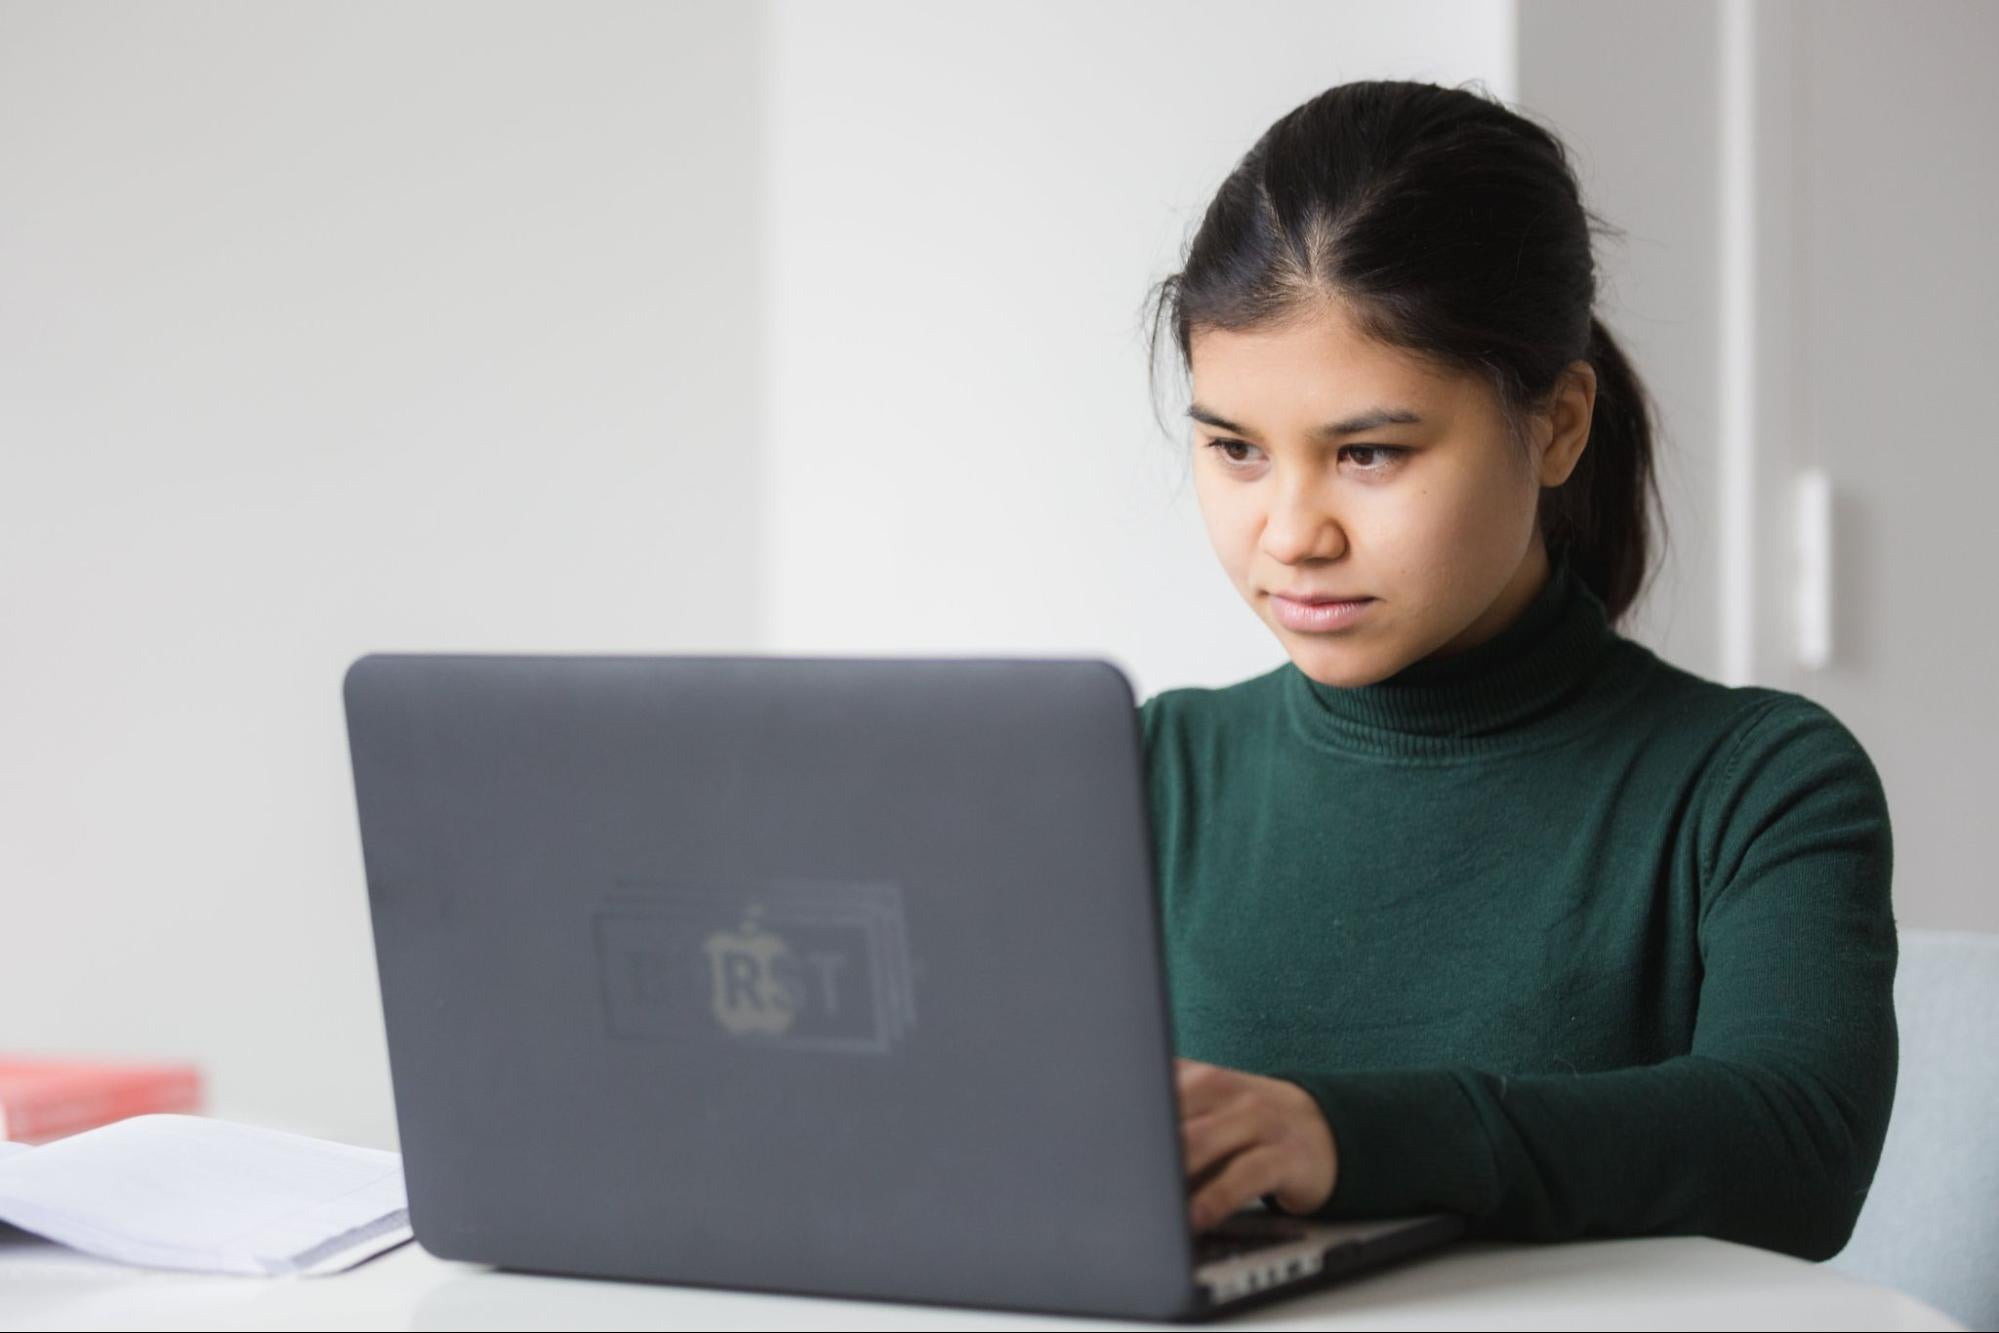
[0,1114,411,1275]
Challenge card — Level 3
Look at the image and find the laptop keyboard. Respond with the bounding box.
[1192,1222,1312,1265]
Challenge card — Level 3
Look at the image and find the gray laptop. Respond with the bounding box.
[342,652,1461,1321]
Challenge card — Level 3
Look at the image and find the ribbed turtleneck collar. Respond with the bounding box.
[1284,550,1628,763]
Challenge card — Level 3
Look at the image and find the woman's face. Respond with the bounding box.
[1187,299,1595,688]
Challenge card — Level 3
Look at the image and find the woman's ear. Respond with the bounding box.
[1536,360,1597,488]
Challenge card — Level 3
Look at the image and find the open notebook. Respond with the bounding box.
[0,1114,410,1275]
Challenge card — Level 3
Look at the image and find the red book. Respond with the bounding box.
[0,1057,205,1143]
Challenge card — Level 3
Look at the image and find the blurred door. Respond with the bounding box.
[1750,0,1999,932]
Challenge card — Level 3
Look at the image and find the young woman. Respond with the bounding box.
[1137,79,1896,1262]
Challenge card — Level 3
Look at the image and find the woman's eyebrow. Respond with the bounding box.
[1186,403,1424,439]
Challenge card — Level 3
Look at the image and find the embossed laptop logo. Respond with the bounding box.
[595,878,917,1054]
[704,907,802,1036]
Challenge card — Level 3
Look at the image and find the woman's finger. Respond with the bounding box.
[1180,1098,1268,1183]
[1187,1143,1281,1233]
[1174,1058,1239,1118]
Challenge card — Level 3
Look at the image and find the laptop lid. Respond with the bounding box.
[343,652,1201,1320]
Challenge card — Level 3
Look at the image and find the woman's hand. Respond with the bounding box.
[1176,1056,1339,1232]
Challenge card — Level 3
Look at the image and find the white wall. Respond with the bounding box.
[0,0,766,1147]
[0,0,1538,1148]
[1517,0,1723,680]
[760,0,1518,697]
[1748,0,1999,934]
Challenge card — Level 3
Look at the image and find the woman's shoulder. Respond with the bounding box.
[1636,648,1883,784]
[1136,661,1292,746]
[1631,654,1893,900]
[1705,682,1890,841]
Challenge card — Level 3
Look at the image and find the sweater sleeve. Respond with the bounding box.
[1267,697,1900,1261]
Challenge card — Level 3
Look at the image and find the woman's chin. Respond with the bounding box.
[1283,644,1404,690]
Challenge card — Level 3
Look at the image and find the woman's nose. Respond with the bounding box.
[1260,485,1347,565]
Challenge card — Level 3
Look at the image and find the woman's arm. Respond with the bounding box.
[1270,698,1899,1261]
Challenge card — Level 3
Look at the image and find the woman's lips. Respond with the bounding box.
[1269,593,1376,633]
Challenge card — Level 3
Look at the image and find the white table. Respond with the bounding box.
[0,1224,1962,1331]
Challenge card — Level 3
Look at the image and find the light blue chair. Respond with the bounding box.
[1828,927,1999,1330]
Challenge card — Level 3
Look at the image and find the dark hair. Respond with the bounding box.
[1142,78,1668,627]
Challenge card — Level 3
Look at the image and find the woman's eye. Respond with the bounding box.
[1203,439,1407,471]
[1339,445,1405,470]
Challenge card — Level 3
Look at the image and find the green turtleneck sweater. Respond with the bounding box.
[1137,554,1897,1262]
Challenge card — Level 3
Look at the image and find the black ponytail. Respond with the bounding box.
[1143,79,1669,627]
